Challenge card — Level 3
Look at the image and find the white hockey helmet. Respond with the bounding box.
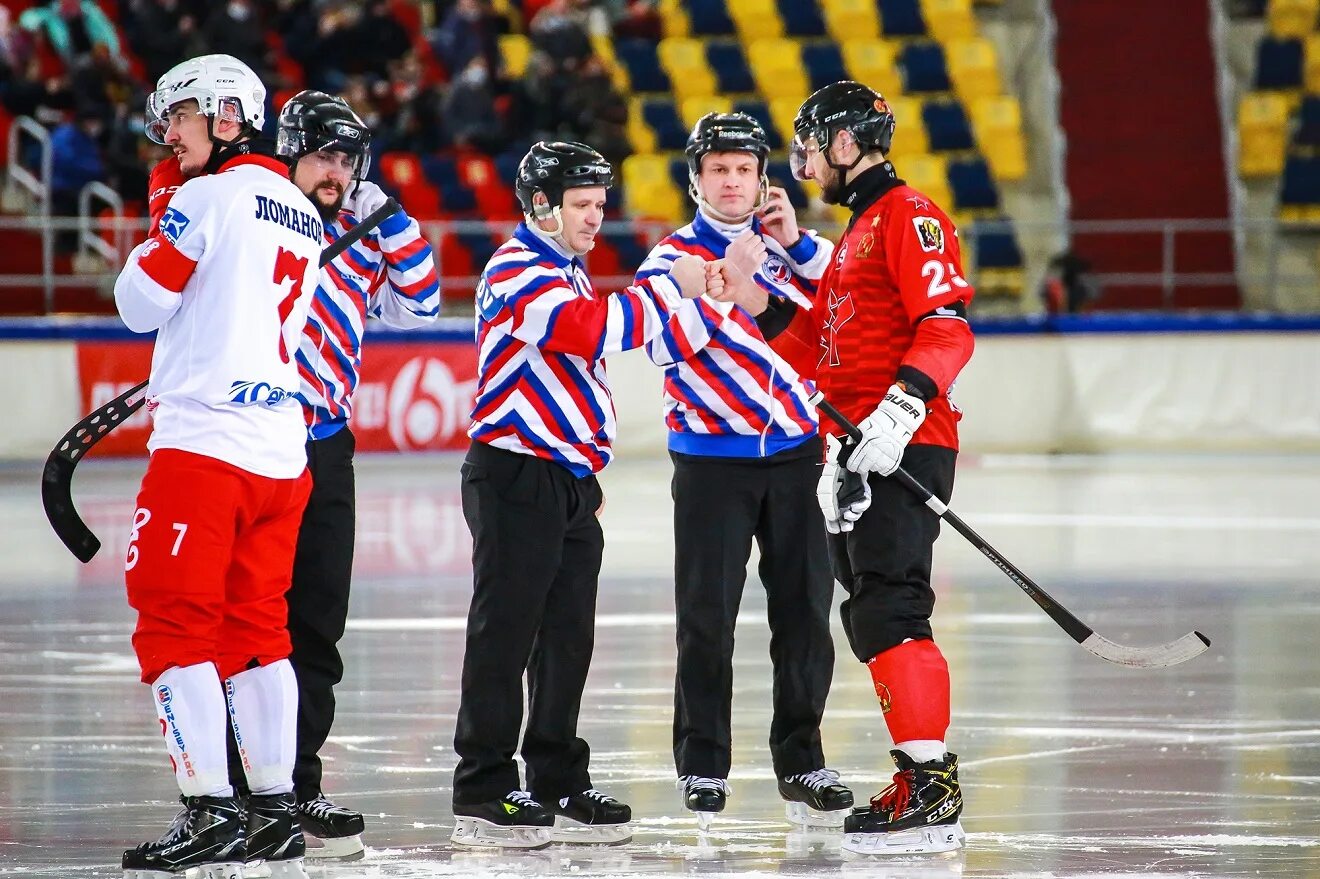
[146,54,266,145]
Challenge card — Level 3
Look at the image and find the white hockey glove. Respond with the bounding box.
[347,179,390,218]
[845,383,927,477]
[817,435,872,534]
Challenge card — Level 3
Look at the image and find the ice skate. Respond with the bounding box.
[779,767,854,828]
[549,788,633,844]
[242,793,307,878]
[295,794,365,861]
[677,776,729,831]
[121,794,246,879]
[842,751,964,856]
[451,790,554,849]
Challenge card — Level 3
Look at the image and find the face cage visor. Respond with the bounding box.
[276,127,373,181]
[146,91,244,145]
[789,131,820,181]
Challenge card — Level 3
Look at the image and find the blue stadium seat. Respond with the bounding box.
[643,99,690,150]
[972,218,1023,269]
[685,0,736,35]
[947,156,999,210]
[458,231,499,270]
[1295,96,1320,148]
[765,159,809,208]
[1254,37,1303,90]
[603,228,649,267]
[733,98,783,149]
[801,42,850,92]
[899,42,951,93]
[776,0,826,36]
[668,156,691,192]
[616,39,672,92]
[878,0,926,36]
[922,99,975,151]
[1280,154,1320,206]
[706,41,757,93]
[422,155,478,213]
[604,186,625,218]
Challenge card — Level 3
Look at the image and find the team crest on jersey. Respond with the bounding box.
[834,242,848,268]
[913,216,945,254]
[762,252,791,284]
[227,380,294,407]
[158,207,190,244]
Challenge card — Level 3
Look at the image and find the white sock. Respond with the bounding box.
[225,659,298,795]
[896,739,947,764]
[151,662,233,798]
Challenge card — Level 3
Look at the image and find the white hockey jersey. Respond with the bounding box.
[114,153,323,479]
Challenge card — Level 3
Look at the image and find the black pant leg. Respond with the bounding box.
[524,474,605,802]
[671,454,761,779]
[452,443,567,805]
[756,452,834,778]
[836,444,957,663]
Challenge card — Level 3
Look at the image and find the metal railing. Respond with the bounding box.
[5,116,53,311]
[77,181,127,265]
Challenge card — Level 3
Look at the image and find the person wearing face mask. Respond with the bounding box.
[771,81,976,857]
[631,112,852,831]
[450,140,724,849]
[219,89,439,862]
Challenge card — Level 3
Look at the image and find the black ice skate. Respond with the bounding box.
[548,788,633,844]
[121,794,246,879]
[842,750,965,856]
[779,767,855,828]
[451,790,555,849]
[677,776,729,831]
[244,792,308,878]
[296,794,365,861]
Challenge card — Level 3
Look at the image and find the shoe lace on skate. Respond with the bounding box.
[873,769,915,819]
[506,790,541,808]
[581,788,618,804]
[677,776,730,795]
[787,768,841,791]
[301,795,347,820]
[133,800,194,853]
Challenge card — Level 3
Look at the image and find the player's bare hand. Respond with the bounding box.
[757,186,800,248]
[670,254,708,299]
[725,230,767,281]
[708,259,769,315]
[704,260,726,300]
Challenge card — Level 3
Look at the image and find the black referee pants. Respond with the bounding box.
[452,441,605,806]
[670,440,834,780]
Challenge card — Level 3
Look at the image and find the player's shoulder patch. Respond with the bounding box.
[762,252,791,284]
[912,215,945,254]
[158,206,191,244]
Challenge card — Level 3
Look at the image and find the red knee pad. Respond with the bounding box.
[866,639,951,744]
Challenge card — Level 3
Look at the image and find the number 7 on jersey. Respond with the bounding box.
[272,247,309,364]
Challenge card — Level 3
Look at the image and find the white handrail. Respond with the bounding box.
[78,181,125,265]
[6,116,53,310]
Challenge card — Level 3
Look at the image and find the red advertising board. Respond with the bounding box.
[75,339,480,456]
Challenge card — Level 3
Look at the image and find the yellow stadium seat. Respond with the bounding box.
[748,38,809,99]
[1268,0,1320,39]
[490,0,521,30]
[622,154,685,221]
[884,96,928,158]
[1237,92,1290,177]
[626,98,658,155]
[498,34,531,79]
[728,0,785,41]
[1307,34,1320,94]
[841,39,905,100]
[681,96,735,128]
[970,95,1026,181]
[658,37,718,101]
[922,0,977,43]
[769,96,805,145]
[893,153,952,210]
[589,34,630,93]
[822,0,880,42]
[658,0,691,37]
[946,38,1002,102]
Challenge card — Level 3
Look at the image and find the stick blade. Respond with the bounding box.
[41,452,101,563]
[1081,630,1210,669]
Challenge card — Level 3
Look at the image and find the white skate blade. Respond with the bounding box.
[693,810,717,832]
[255,857,308,879]
[842,820,964,856]
[302,831,365,861]
[784,800,849,828]
[451,816,553,849]
[550,815,633,844]
[124,863,245,879]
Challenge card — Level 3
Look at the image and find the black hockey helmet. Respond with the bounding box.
[276,90,372,179]
[515,141,613,218]
[791,81,895,179]
[684,111,770,176]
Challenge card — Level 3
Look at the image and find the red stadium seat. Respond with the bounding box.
[380,152,443,219]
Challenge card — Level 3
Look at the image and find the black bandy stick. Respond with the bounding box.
[811,391,1210,670]
[41,197,402,563]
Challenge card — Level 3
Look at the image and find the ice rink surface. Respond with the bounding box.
[1,451,1317,878]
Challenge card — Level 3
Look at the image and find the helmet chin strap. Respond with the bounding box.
[689,174,769,225]
[532,205,594,256]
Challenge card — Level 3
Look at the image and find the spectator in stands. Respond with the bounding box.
[606,0,661,41]
[445,56,502,153]
[529,0,592,69]
[121,0,206,82]
[560,55,629,167]
[70,44,134,123]
[432,0,500,78]
[383,51,447,154]
[202,0,270,81]
[49,106,104,249]
[295,3,361,91]
[1040,251,1098,315]
[1,55,72,123]
[18,0,121,68]
[351,0,411,81]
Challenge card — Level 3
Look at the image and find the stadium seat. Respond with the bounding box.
[458,154,520,219]
[626,98,660,154]
[686,0,737,35]
[947,155,1000,210]
[590,33,631,93]
[801,42,850,92]
[1295,95,1320,147]
[458,231,500,274]
[668,156,691,192]
[615,38,672,92]
[498,34,531,78]
[769,96,806,145]
[1237,92,1290,176]
[681,95,734,128]
[1255,36,1304,90]
[658,0,692,37]
[922,0,977,43]
[1280,153,1320,221]
[969,95,1027,180]
[733,97,784,148]
[727,0,785,41]
[899,41,952,93]
[1267,0,1320,39]
[885,96,930,158]
[658,37,719,100]
[622,154,686,220]
[840,38,905,98]
[765,159,809,207]
[946,37,1002,101]
[422,155,478,214]
[971,217,1024,295]
[895,153,952,210]
[1306,34,1320,93]
[747,37,810,98]
[922,98,975,151]
[822,0,881,42]
[380,153,443,218]
[776,0,827,36]
[706,40,758,93]
[878,0,927,36]
[642,98,691,150]
[436,230,476,287]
